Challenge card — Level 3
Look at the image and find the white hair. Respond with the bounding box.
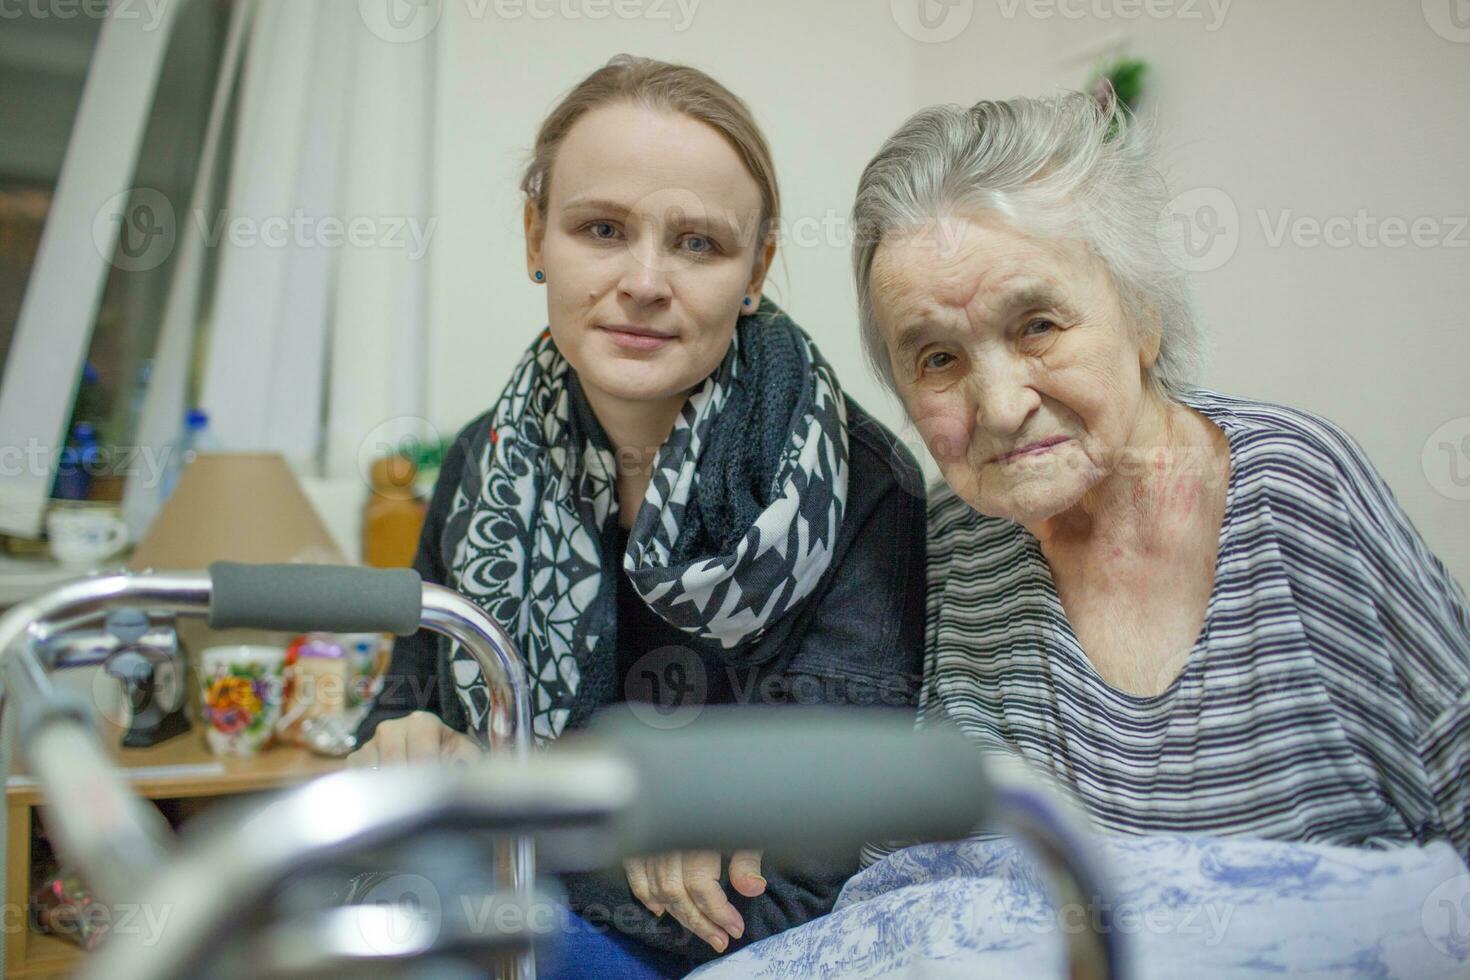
[852,92,1205,398]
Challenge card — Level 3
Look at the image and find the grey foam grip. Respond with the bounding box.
[207,562,423,636]
[586,706,994,856]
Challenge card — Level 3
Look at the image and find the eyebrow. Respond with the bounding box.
[891,281,1067,356]
[1000,283,1067,314]
[892,321,940,359]
[560,196,631,218]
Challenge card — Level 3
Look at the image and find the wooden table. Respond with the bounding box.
[5,734,344,978]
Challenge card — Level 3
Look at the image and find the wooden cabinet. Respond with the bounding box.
[5,734,344,978]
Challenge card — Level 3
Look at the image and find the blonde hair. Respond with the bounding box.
[521,54,781,245]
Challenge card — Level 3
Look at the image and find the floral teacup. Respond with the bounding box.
[198,645,285,756]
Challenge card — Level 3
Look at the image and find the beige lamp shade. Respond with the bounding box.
[128,453,346,571]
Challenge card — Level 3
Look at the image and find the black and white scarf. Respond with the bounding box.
[445,301,850,743]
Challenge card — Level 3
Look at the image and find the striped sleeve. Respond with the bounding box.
[1281,411,1470,852]
[1310,413,1470,854]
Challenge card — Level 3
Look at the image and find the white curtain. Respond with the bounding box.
[196,0,434,480]
[0,3,183,538]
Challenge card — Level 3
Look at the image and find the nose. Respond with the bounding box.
[617,238,673,307]
[969,350,1040,443]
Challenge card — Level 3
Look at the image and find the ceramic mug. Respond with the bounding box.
[197,645,286,756]
[46,507,129,569]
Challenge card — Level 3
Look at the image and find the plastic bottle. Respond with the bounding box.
[362,455,427,568]
[73,362,104,423]
[159,409,216,501]
[52,422,100,500]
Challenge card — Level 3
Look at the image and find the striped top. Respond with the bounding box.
[872,388,1470,865]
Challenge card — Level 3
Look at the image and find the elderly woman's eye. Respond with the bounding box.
[923,351,957,372]
[1022,318,1056,337]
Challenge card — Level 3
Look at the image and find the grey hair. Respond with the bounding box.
[852,92,1204,398]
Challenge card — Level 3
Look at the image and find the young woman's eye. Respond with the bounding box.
[923,351,957,372]
[587,221,619,240]
[682,235,715,255]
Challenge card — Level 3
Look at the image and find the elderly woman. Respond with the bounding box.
[848,93,1470,857]
[686,91,1470,980]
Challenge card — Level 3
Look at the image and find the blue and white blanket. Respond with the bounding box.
[691,834,1470,979]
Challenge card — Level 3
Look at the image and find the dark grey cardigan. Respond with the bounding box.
[357,395,927,971]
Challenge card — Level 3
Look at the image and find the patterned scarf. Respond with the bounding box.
[445,301,850,743]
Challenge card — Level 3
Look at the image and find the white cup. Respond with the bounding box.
[46,508,129,569]
[197,645,287,756]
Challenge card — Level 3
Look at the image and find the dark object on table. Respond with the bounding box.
[45,608,191,747]
[105,609,191,747]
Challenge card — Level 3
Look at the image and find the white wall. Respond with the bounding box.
[428,0,1468,589]
[948,0,1469,589]
[428,0,924,439]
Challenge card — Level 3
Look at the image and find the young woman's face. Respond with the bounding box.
[526,102,772,417]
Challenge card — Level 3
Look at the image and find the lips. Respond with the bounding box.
[600,324,674,339]
[990,436,1069,464]
[598,324,676,352]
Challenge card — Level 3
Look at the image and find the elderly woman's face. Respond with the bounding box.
[870,211,1158,528]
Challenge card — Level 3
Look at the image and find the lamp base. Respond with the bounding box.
[122,706,191,749]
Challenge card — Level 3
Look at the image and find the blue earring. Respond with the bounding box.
[743,296,752,307]
[534,270,545,282]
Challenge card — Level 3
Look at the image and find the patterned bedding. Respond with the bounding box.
[690,834,1470,979]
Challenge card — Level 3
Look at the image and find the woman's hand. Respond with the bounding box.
[346,710,483,768]
[622,849,766,953]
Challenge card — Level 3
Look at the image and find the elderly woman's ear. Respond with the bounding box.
[1137,314,1163,374]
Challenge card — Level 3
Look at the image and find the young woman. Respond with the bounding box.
[348,56,926,977]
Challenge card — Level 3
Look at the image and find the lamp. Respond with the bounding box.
[128,453,345,571]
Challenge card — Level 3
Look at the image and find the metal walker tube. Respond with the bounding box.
[0,565,536,980]
[0,565,1124,980]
